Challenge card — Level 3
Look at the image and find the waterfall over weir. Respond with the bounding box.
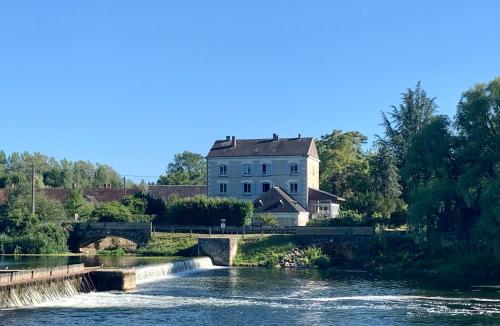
[0,274,95,309]
[134,257,215,284]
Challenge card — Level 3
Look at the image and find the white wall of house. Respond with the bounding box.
[207,155,318,209]
[264,212,309,227]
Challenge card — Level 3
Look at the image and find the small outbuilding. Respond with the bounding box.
[253,186,309,227]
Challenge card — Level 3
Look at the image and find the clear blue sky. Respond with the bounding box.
[1,1,499,182]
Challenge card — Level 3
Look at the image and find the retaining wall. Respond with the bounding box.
[198,238,238,266]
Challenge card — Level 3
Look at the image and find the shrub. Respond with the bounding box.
[163,195,253,226]
[254,213,278,227]
[0,223,69,254]
[94,202,133,222]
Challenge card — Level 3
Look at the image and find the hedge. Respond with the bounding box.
[162,195,253,226]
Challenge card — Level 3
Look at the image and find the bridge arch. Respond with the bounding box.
[69,222,152,253]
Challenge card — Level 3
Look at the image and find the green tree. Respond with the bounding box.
[402,115,463,242]
[317,130,370,198]
[93,164,123,188]
[157,151,206,185]
[94,202,133,222]
[454,77,499,253]
[382,81,437,170]
[64,189,94,221]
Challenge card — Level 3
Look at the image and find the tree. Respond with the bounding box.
[454,77,499,254]
[401,115,463,242]
[64,189,94,221]
[317,130,370,198]
[157,151,206,185]
[382,81,437,170]
[94,202,133,222]
[93,164,122,188]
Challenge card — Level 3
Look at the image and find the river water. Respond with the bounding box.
[1,257,499,326]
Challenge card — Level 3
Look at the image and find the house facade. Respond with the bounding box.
[207,134,344,226]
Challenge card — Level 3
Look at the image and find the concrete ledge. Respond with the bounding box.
[198,238,238,266]
[90,270,136,292]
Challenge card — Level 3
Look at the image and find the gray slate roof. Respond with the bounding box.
[148,185,206,201]
[308,188,345,203]
[207,137,319,159]
[253,186,308,214]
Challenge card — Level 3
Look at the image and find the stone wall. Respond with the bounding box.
[90,270,136,292]
[198,238,238,266]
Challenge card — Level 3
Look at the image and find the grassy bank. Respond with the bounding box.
[136,232,200,256]
[234,235,331,268]
[232,234,499,280]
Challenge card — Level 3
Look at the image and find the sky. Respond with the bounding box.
[1,1,499,182]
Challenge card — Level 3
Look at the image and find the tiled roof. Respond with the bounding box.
[147,185,206,201]
[43,188,141,204]
[207,136,319,159]
[253,186,308,214]
[308,188,345,203]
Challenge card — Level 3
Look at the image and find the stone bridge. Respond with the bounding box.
[69,222,152,252]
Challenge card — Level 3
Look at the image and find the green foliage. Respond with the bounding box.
[94,202,133,222]
[254,213,278,227]
[234,235,298,266]
[317,130,370,198]
[157,151,206,185]
[98,248,126,256]
[64,188,94,221]
[163,195,253,226]
[0,223,68,254]
[317,130,403,220]
[137,232,198,256]
[402,116,462,242]
[381,81,437,170]
[0,152,125,190]
[122,194,148,215]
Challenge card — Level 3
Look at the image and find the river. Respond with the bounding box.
[0,256,499,325]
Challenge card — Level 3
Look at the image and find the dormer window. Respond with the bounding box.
[219,165,227,176]
[261,164,268,175]
[243,164,252,175]
[290,163,298,175]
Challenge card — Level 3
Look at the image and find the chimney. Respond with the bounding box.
[231,136,236,147]
[298,133,301,139]
[273,133,279,141]
[226,136,231,141]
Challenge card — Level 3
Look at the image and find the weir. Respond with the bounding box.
[0,257,216,309]
[0,264,96,309]
[133,257,214,284]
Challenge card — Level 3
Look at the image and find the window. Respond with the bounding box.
[290,163,298,175]
[262,183,270,193]
[219,165,227,176]
[219,183,227,194]
[243,183,252,194]
[261,164,268,175]
[290,182,298,193]
[243,164,252,175]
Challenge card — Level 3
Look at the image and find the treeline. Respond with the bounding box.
[0,152,136,189]
[317,77,499,260]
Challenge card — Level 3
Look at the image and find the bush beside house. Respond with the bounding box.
[162,195,253,226]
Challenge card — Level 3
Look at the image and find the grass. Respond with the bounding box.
[136,232,200,256]
[234,235,301,266]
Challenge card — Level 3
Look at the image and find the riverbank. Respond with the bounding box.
[233,234,500,281]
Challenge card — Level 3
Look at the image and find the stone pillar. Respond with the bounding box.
[198,238,238,266]
[90,270,136,291]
